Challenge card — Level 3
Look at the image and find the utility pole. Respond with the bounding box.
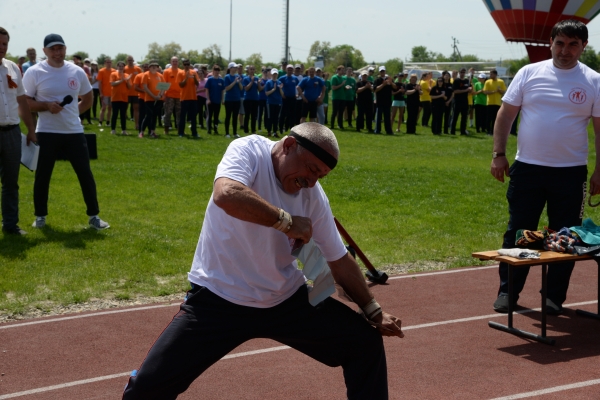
[451,37,462,62]
[229,0,232,62]
[284,0,289,64]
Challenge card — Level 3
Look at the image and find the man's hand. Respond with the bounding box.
[47,102,64,114]
[590,170,600,196]
[285,215,312,243]
[26,131,37,146]
[491,157,509,183]
[369,311,404,338]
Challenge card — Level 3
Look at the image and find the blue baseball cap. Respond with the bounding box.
[44,33,65,48]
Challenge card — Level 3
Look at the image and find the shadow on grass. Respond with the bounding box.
[0,226,106,260]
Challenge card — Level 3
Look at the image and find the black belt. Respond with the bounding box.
[0,124,18,131]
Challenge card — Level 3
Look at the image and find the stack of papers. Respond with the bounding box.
[20,133,39,171]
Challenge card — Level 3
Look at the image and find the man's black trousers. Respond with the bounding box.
[122,285,387,400]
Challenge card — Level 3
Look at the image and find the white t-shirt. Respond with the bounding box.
[188,135,347,308]
[503,59,600,167]
[22,60,92,134]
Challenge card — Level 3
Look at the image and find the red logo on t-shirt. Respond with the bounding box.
[569,88,586,104]
[68,78,79,90]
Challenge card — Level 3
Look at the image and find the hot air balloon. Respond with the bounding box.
[482,0,600,62]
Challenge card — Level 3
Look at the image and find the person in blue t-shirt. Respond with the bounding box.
[297,67,325,123]
[242,65,260,134]
[205,64,225,135]
[264,69,284,137]
[257,67,269,132]
[223,62,243,138]
[278,64,300,132]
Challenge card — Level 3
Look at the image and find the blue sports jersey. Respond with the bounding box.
[205,77,225,104]
[298,76,325,102]
[278,75,300,99]
[265,80,282,105]
[224,74,242,102]
[242,76,260,101]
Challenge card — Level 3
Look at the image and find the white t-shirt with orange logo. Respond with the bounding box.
[503,59,600,167]
[22,60,93,134]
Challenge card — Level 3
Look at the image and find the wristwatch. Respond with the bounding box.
[492,152,506,159]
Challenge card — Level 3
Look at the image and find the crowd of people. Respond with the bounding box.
[15,46,511,139]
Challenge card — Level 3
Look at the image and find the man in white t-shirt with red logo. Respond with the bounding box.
[490,19,600,315]
[22,34,109,230]
[123,122,403,400]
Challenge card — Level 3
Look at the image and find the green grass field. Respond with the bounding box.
[2,110,599,316]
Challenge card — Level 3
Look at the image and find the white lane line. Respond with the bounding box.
[1,266,500,329]
[1,300,597,399]
[388,265,498,280]
[0,303,181,330]
[0,346,292,399]
[489,378,600,399]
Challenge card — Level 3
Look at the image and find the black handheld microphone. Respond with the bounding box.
[59,95,73,107]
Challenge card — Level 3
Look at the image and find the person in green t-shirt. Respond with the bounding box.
[344,67,357,128]
[330,65,347,129]
[473,73,487,134]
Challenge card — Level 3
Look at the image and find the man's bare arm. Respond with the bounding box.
[490,103,520,183]
[589,116,600,195]
[17,94,37,144]
[78,91,93,114]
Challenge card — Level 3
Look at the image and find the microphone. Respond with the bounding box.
[59,95,73,107]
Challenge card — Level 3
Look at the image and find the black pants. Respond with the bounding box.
[420,101,431,127]
[34,132,99,217]
[224,101,240,135]
[345,99,355,127]
[406,103,419,134]
[207,103,221,134]
[111,101,128,131]
[143,100,163,133]
[294,99,303,125]
[331,99,344,129]
[138,99,146,133]
[431,101,444,134]
[487,105,500,134]
[498,161,587,306]
[92,88,100,119]
[279,98,296,132]
[122,285,387,400]
[474,104,487,133]
[451,102,468,134]
[257,99,267,130]
[356,101,373,132]
[243,99,258,133]
[0,126,22,230]
[179,100,198,136]
[266,104,281,133]
[196,96,206,128]
[375,103,392,134]
[443,103,452,133]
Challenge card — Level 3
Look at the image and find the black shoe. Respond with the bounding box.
[546,298,564,315]
[450,131,456,135]
[356,128,362,132]
[367,130,374,134]
[3,226,27,235]
[337,125,344,130]
[493,294,517,313]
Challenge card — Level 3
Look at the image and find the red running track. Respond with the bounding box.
[0,261,599,399]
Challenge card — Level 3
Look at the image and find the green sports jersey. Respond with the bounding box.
[344,76,356,101]
[331,74,345,101]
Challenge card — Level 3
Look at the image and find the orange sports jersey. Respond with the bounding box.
[124,65,143,96]
[163,67,182,98]
[134,72,147,99]
[110,72,130,103]
[96,67,115,97]
[177,69,199,101]
[142,72,165,102]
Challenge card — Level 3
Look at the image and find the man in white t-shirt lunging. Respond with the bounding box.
[22,34,109,230]
[123,122,403,400]
[491,19,600,314]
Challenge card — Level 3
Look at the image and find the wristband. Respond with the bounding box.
[362,299,382,319]
[272,208,293,232]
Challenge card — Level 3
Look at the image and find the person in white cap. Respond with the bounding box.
[278,64,300,132]
[22,33,110,230]
[223,62,243,138]
[373,66,395,134]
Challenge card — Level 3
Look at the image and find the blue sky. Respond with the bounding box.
[3,0,600,64]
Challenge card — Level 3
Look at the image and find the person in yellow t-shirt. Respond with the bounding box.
[483,69,506,134]
[418,72,432,127]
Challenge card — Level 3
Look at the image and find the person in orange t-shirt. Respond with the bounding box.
[110,61,132,135]
[124,55,143,130]
[96,58,115,127]
[162,56,181,135]
[134,63,149,136]
[176,58,199,137]
[140,60,165,138]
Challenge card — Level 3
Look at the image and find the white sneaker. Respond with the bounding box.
[32,216,46,228]
[225,134,231,138]
[89,216,110,230]
[234,134,241,138]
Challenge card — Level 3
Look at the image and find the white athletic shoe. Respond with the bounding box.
[89,216,110,230]
[32,216,46,228]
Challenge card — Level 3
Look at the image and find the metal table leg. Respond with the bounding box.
[489,263,556,345]
[576,259,600,320]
